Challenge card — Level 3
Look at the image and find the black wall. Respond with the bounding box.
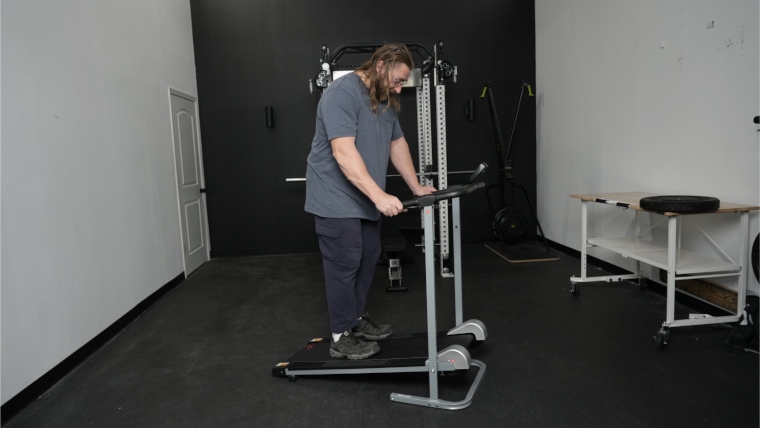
[190,0,536,256]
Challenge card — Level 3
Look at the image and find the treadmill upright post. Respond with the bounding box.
[424,205,440,404]
[452,196,463,325]
[391,202,441,407]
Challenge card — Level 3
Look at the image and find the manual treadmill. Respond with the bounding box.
[273,163,489,410]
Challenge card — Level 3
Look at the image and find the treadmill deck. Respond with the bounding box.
[273,332,476,376]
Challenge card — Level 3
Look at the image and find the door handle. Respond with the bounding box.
[200,188,206,193]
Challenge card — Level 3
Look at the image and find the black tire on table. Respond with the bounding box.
[639,195,720,213]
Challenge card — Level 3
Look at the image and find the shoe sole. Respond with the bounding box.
[353,330,392,340]
[329,347,379,360]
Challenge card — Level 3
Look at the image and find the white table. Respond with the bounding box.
[569,192,759,349]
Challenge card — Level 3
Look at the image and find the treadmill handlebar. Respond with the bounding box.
[402,182,485,208]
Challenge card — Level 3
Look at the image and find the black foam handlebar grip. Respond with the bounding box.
[401,182,484,208]
[403,194,436,208]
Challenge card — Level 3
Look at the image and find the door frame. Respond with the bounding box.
[168,87,211,274]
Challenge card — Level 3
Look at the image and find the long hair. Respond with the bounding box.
[355,43,414,113]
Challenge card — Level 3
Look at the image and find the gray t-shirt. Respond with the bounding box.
[304,73,403,220]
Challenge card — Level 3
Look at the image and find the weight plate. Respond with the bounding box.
[639,195,720,213]
[438,60,454,79]
[315,70,329,88]
[493,207,528,244]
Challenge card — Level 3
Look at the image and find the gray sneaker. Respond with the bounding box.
[353,312,393,340]
[329,331,380,360]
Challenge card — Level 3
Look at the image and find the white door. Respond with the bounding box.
[170,90,209,275]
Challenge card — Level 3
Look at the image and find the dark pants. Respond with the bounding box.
[314,216,381,334]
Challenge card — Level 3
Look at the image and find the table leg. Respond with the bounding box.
[737,212,749,315]
[580,200,588,279]
[666,216,677,324]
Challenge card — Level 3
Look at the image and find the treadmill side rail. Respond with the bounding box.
[447,319,488,341]
[286,365,428,377]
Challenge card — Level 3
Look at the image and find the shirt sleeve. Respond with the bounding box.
[391,115,403,141]
[320,87,358,141]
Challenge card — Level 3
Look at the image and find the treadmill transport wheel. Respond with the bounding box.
[639,195,720,213]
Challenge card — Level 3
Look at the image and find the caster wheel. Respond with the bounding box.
[287,375,298,383]
[655,330,669,350]
[570,283,580,296]
[638,278,647,291]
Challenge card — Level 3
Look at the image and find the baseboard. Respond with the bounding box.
[1,272,186,426]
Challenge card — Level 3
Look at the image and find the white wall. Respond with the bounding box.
[535,1,759,294]
[1,0,197,403]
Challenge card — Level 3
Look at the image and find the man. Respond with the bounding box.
[305,43,436,360]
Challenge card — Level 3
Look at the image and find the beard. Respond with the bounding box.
[374,76,393,104]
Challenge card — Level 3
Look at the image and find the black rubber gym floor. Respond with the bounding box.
[5,245,758,427]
